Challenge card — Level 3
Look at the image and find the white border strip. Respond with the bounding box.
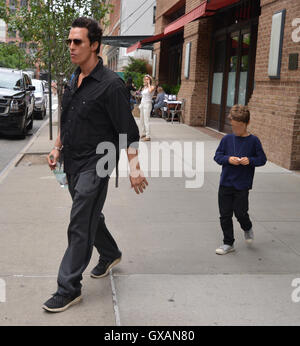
[110,271,121,326]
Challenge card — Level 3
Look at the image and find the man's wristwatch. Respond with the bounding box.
[53,146,63,151]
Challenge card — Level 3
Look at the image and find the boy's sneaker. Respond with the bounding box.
[244,229,254,243]
[91,256,122,278]
[215,244,235,255]
[42,292,82,313]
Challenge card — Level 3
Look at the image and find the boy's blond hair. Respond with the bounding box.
[228,105,250,124]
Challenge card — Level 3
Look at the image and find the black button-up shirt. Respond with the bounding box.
[61,58,140,176]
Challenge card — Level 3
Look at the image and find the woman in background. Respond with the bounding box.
[139,74,155,141]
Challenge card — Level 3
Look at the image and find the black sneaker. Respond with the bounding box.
[42,292,82,313]
[91,256,122,278]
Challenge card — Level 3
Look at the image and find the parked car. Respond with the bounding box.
[23,70,35,80]
[41,80,49,93]
[0,69,35,138]
[32,79,48,119]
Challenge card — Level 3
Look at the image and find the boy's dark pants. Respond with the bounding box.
[218,185,252,246]
[56,170,121,298]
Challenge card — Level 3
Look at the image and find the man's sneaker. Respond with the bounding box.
[244,229,254,244]
[91,256,122,278]
[215,244,235,255]
[42,292,82,313]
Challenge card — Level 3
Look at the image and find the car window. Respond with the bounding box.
[0,72,25,90]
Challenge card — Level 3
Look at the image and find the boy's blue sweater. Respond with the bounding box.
[214,134,267,190]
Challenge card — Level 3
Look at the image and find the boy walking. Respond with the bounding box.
[214,105,267,255]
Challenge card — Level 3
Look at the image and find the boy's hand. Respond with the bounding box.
[229,156,241,165]
[240,157,250,165]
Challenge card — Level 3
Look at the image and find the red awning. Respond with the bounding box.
[127,33,165,54]
[206,0,240,11]
[164,1,208,35]
[127,0,240,53]
[127,41,142,54]
[164,0,240,35]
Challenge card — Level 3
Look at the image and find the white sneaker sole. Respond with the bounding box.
[90,257,122,279]
[215,248,235,255]
[42,295,82,313]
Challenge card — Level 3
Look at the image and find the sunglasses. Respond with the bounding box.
[66,39,83,46]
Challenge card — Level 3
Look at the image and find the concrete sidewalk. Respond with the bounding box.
[0,114,300,326]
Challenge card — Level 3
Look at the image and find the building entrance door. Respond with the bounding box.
[223,29,252,132]
[206,0,260,133]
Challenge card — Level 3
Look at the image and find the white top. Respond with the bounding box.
[141,87,154,103]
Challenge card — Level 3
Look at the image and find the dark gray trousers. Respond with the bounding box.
[57,170,121,297]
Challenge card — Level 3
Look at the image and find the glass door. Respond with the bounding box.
[207,38,226,130]
[238,31,251,105]
[223,29,252,133]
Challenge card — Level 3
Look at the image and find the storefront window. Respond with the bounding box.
[211,40,226,105]
[226,33,239,107]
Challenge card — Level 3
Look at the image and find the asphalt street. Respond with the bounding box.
[0,96,58,174]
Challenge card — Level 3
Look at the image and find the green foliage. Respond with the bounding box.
[124,57,148,74]
[0,43,33,70]
[161,84,181,95]
[123,57,148,89]
[124,71,144,89]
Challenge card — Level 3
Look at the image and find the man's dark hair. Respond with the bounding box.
[72,17,103,55]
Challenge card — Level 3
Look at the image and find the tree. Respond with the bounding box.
[123,57,149,89]
[0,43,33,69]
[0,0,112,123]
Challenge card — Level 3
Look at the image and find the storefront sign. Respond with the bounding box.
[268,9,286,79]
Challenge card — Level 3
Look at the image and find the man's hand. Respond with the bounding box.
[47,148,60,171]
[229,156,241,165]
[129,170,148,194]
[239,157,250,165]
[127,147,148,194]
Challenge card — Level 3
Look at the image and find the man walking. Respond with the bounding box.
[43,17,148,312]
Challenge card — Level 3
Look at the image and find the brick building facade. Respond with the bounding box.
[248,0,300,170]
[101,0,121,71]
[153,0,300,170]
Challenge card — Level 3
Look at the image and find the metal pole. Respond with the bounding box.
[48,38,53,140]
[47,0,53,140]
